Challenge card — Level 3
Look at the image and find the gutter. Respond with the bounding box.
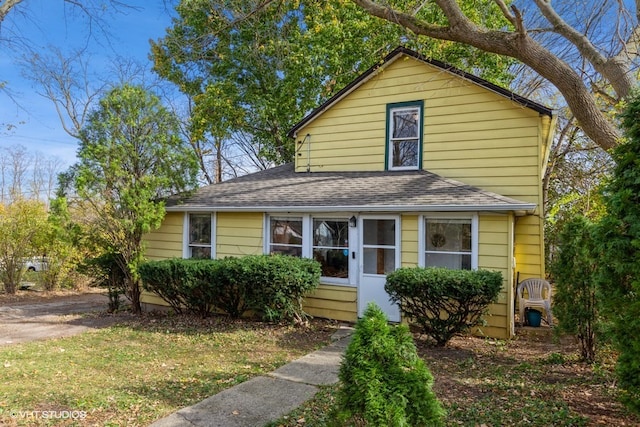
[165,203,536,215]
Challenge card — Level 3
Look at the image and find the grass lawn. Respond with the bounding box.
[270,334,640,427]
[0,313,337,426]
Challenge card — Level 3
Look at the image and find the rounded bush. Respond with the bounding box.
[385,267,502,346]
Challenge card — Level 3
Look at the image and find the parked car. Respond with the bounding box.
[24,257,48,272]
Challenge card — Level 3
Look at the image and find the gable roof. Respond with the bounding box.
[288,46,554,138]
[165,163,536,214]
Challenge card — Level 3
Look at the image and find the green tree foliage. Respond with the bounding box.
[337,303,445,426]
[550,216,600,362]
[38,197,83,291]
[74,84,199,313]
[594,90,640,413]
[151,0,514,166]
[0,198,49,294]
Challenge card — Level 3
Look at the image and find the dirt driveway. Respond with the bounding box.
[0,291,119,346]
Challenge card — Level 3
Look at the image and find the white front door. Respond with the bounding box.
[358,216,401,322]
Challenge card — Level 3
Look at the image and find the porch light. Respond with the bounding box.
[349,216,357,227]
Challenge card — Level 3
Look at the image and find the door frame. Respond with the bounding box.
[357,214,401,322]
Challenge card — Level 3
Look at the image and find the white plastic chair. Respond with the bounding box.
[517,278,553,326]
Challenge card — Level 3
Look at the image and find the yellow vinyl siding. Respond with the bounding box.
[141,291,169,308]
[144,212,183,260]
[216,212,263,257]
[477,214,512,339]
[294,55,546,220]
[401,215,419,267]
[515,215,545,278]
[303,284,357,322]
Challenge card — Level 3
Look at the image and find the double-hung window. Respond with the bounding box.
[387,101,423,170]
[268,217,303,257]
[188,213,214,259]
[422,216,476,270]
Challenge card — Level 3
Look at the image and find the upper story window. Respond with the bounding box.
[386,101,424,170]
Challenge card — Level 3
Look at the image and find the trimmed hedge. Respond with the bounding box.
[137,259,214,316]
[385,267,502,346]
[138,255,321,322]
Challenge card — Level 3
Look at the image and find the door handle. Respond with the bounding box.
[352,251,356,259]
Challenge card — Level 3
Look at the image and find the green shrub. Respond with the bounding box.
[385,267,502,346]
[232,255,321,323]
[592,89,640,414]
[82,252,128,312]
[138,258,204,315]
[550,215,601,362]
[202,257,251,318]
[337,303,444,426]
[139,255,321,322]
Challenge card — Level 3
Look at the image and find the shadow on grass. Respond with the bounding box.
[120,369,251,407]
[81,310,339,353]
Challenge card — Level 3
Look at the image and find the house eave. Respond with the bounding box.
[166,203,536,215]
[287,46,554,139]
[289,55,402,139]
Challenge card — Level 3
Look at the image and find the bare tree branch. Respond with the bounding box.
[352,0,624,150]
[22,47,107,138]
[532,0,634,99]
[0,0,23,23]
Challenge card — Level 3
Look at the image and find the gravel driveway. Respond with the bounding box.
[0,292,118,346]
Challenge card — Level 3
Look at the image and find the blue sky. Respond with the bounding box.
[0,0,175,167]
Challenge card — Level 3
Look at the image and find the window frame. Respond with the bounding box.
[265,214,355,286]
[418,213,478,270]
[312,217,351,285]
[266,215,305,257]
[385,100,424,171]
[361,215,401,276]
[183,212,216,259]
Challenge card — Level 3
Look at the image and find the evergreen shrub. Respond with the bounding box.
[550,215,600,362]
[337,303,444,426]
[592,89,640,414]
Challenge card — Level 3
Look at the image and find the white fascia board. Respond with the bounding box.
[166,203,536,215]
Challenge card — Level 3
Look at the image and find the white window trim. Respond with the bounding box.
[418,213,478,270]
[263,214,306,256]
[183,212,216,259]
[311,216,351,286]
[264,213,355,286]
[387,103,423,171]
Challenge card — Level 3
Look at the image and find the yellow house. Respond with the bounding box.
[143,47,555,339]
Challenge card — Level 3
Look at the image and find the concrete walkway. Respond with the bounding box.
[150,326,353,427]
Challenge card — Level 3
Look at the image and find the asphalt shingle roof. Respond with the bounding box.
[165,163,536,214]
